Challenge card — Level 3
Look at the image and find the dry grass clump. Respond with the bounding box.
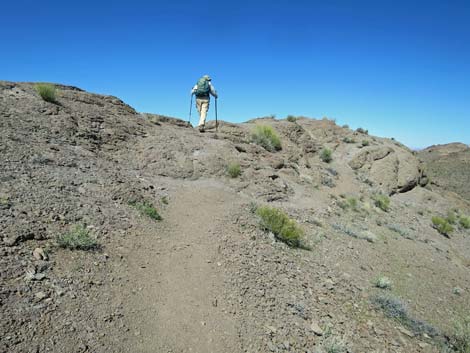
[226,162,241,178]
[129,200,162,221]
[255,205,308,249]
[460,215,470,229]
[373,194,390,212]
[432,216,454,236]
[251,125,282,152]
[35,83,57,103]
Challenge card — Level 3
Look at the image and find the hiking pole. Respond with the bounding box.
[188,94,193,125]
[215,97,218,132]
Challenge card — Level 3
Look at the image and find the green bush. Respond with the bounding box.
[460,215,470,229]
[451,317,470,353]
[362,140,370,147]
[338,197,359,211]
[57,225,98,250]
[373,194,390,212]
[356,127,368,134]
[432,216,454,235]
[227,162,241,178]
[320,148,333,163]
[251,125,282,152]
[342,137,355,143]
[286,115,297,122]
[130,200,162,221]
[35,83,57,103]
[256,205,306,248]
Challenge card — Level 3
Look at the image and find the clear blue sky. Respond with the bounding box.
[1,0,469,148]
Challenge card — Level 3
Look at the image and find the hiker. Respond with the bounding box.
[191,75,218,132]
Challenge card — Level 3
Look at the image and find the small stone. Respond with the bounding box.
[4,235,20,247]
[310,321,323,336]
[267,341,276,352]
[32,247,48,261]
[266,325,277,333]
[398,327,414,337]
[35,291,48,301]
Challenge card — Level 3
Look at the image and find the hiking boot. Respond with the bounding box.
[198,125,205,133]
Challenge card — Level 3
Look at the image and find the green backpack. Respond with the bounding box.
[195,78,210,97]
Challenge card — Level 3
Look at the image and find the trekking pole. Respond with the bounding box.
[215,97,218,132]
[188,94,193,125]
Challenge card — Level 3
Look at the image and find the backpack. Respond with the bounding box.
[194,78,210,97]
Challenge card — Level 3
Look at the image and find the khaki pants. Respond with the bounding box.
[196,98,210,127]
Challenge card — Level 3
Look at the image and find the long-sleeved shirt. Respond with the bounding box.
[191,82,218,99]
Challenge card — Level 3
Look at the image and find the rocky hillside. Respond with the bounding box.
[418,143,470,202]
[1,81,469,353]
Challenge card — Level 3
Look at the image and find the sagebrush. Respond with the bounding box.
[372,294,438,336]
[450,316,470,353]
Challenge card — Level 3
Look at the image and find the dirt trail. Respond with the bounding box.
[123,182,242,353]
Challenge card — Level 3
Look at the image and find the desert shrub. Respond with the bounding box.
[286,115,297,122]
[450,317,470,353]
[57,225,98,250]
[227,162,241,178]
[373,194,390,212]
[338,197,359,211]
[432,216,454,235]
[161,196,169,205]
[256,205,306,248]
[320,148,333,163]
[342,136,355,143]
[251,125,282,152]
[372,294,438,336]
[362,140,370,147]
[387,224,412,239]
[35,83,57,103]
[356,127,368,134]
[342,124,349,129]
[130,200,162,221]
[447,211,458,225]
[374,276,392,289]
[332,223,376,243]
[460,215,470,229]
